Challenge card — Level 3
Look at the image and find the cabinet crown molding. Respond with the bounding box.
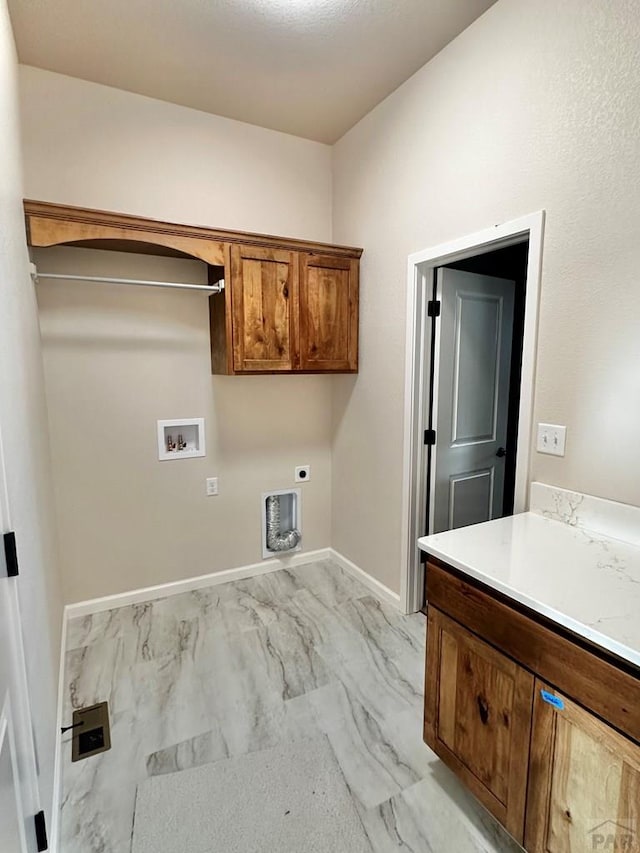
[23,199,363,260]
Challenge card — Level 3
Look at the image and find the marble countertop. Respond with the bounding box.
[418,512,640,669]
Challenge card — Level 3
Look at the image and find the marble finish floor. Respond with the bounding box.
[60,559,521,853]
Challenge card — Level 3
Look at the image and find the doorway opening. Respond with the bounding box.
[427,242,528,534]
[400,212,544,613]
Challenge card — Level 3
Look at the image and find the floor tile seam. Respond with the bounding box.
[311,685,427,778]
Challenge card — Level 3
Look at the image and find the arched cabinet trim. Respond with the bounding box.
[25,200,227,266]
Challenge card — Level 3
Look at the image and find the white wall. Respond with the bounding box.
[19,67,334,603]
[331,0,640,592]
[0,0,63,829]
[34,247,332,603]
[19,67,332,238]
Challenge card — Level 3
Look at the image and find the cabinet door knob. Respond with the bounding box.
[477,695,490,725]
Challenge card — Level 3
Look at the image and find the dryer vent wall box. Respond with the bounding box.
[262,489,301,560]
[157,418,206,460]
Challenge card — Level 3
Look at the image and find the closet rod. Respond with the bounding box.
[30,269,223,293]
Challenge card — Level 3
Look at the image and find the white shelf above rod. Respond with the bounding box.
[29,265,223,293]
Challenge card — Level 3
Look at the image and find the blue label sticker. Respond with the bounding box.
[540,690,565,711]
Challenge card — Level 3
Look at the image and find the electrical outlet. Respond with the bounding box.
[206,477,219,496]
[295,465,310,483]
[536,424,567,457]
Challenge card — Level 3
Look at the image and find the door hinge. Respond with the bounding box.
[423,429,436,446]
[3,531,19,577]
[34,810,48,851]
[427,300,441,318]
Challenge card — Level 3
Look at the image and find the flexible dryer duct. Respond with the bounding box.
[266,494,301,553]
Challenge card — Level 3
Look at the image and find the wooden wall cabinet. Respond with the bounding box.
[229,244,299,373]
[424,561,640,853]
[212,246,359,375]
[299,253,358,372]
[24,201,362,376]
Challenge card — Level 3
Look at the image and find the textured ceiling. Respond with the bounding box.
[9,0,495,143]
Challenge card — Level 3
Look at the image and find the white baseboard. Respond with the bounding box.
[64,548,332,620]
[329,548,401,610]
[63,547,402,622]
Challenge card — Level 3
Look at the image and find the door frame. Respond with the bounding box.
[0,417,42,851]
[400,211,545,613]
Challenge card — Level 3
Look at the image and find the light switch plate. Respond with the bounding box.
[536,423,567,457]
[206,477,218,496]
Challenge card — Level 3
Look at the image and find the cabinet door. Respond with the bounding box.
[299,254,358,371]
[230,244,299,372]
[525,681,640,853]
[424,607,534,842]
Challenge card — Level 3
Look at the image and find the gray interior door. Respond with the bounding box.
[431,267,515,533]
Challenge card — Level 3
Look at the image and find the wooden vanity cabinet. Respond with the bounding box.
[526,684,640,853]
[425,607,533,841]
[423,559,640,853]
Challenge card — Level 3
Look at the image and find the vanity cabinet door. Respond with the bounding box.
[424,607,534,843]
[525,681,640,853]
[230,244,299,372]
